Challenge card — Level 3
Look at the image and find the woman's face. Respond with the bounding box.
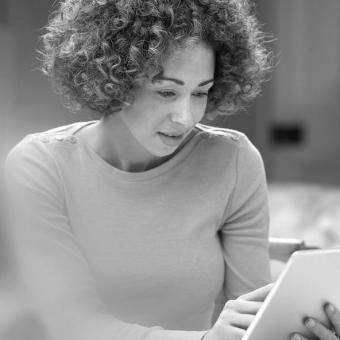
[119,41,215,158]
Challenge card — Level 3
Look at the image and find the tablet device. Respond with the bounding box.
[243,248,340,340]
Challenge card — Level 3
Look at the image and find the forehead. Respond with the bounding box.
[152,42,215,85]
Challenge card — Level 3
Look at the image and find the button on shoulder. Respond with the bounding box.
[40,136,50,144]
[38,133,78,146]
[66,136,77,144]
[230,135,240,142]
[55,135,65,142]
[201,132,210,139]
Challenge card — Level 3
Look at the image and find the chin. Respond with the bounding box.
[153,148,176,157]
[150,145,178,158]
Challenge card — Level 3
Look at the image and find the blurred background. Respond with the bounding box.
[0,0,340,338]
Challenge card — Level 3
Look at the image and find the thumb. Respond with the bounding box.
[238,283,275,302]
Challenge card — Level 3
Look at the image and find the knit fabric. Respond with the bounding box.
[4,121,271,340]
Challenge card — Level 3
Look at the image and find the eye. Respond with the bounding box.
[193,92,209,98]
[156,90,176,98]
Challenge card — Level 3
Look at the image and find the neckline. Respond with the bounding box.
[71,120,98,136]
[71,121,204,182]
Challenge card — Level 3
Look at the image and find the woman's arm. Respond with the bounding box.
[219,134,272,303]
[3,137,207,340]
[203,135,272,340]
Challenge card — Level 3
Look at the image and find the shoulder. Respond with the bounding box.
[5,122,84,171]
[195,123,245,143]
[25,122,83,148]
[195,123,263,164]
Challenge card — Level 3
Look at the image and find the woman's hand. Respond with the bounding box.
[290,303,340,340]
[203,283,274,340]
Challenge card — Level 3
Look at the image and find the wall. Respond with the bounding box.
[0,1,13,166]
[268,0,340,185]
[0,0,88,166]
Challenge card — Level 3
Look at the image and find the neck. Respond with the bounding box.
[78,115,169,172]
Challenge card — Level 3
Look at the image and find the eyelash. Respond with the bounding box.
[156,91,209,98]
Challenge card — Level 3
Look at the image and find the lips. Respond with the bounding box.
[157,131,186,147]
[158,131,186,137]
[159,133,182,138]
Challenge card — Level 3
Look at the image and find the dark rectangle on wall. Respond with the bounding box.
[270,122,305,146]
[0,0,8,26]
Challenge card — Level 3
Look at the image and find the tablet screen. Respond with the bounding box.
[243,249,340,340]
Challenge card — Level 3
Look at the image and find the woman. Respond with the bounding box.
[3,1,338,340]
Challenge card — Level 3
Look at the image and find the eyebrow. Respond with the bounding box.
[152,76,214,87]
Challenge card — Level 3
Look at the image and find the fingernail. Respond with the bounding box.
[305,318,315,328]
[291,334,302,340]
[327,303,335,313]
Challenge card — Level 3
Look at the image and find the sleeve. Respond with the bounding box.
[219,135,272,302]
[3,138,207,340]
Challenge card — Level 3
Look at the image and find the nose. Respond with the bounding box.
[170,97,194,128]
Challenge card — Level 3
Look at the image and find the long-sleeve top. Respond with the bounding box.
[4,121,272,340]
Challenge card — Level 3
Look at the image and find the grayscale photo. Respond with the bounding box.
[0,1,340,340]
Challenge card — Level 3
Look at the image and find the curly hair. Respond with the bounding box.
[40,0,274,118]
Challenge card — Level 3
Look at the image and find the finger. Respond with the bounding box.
[217,324,246,340]
[219,311,255,330]
[290,332,310,340]
[325,303,340,336]
[228,326,246,340]
[238,283,275,302]
[224,299,263,314]
[304,317,338,340]
[230,313,255,330]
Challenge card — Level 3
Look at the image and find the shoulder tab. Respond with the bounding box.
[26,123,84,145]
[195,123,244,143]
[34,121,95,145]
[37,133,78,145]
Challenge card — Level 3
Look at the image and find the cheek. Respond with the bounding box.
[128,99,158,127]
[192,99,208,120]
[136,104,168,134]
